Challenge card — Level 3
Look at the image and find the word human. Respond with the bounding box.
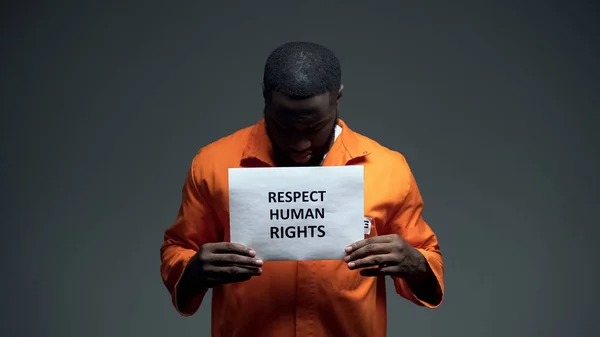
[269,208,324,221]
[267,190,328,239]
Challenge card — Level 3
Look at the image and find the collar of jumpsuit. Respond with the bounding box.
[160,118,445,337]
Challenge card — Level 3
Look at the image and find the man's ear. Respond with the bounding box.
[336,84,344,103]
[261,82,267,100]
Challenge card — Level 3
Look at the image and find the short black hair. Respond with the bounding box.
[263,41,342,99]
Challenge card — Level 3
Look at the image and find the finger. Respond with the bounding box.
[227,266,263,277]
[359,266,382,277]
[347,253,395,270]
[209,253,263,267]
[344,243,390,262]
[212,242,256,257]
[207,265,263,278]
[359,265,397,277]
[345,235,395,254]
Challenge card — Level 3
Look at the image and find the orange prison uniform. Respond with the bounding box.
[160,119,445,337]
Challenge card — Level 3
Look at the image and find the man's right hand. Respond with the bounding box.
[191,242,263,287]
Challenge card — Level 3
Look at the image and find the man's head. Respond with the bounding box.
[262,41,343,167]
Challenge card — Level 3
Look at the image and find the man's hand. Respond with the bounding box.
[191,242,263,287]
[344,234,426,278]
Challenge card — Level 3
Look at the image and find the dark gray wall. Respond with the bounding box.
[2,1,599,336]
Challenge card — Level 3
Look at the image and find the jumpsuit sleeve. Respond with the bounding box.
[160,154,221,316]
[384,157,445,308]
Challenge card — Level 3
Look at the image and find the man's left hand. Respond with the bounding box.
[344,234,427,278]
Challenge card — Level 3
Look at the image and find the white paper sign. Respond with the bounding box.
[228,165,364,261]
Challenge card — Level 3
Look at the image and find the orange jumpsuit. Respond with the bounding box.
[160,119,444,337]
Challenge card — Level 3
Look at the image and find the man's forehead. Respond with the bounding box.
[270,91,332,112]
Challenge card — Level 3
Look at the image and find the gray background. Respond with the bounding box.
[2,1,599,336]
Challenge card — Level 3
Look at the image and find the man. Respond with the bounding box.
[160,41,444,337]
